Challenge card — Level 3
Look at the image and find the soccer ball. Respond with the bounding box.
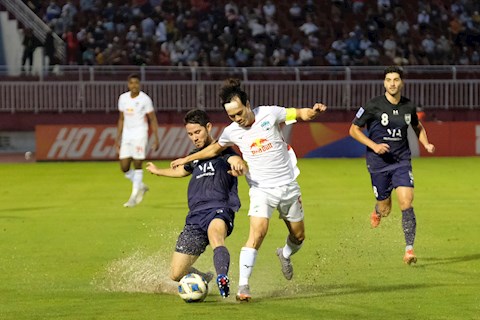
[177,273,208,303]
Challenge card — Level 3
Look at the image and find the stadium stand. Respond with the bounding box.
[3,0,478,69]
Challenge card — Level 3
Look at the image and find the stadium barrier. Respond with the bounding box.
[2,79,480,113]
[35,122,480,160]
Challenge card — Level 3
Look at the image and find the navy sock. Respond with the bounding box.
[402,207,416,247]
[213,246,230,276]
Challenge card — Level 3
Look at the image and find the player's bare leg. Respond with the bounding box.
[371,198,392,228]
[277,220,304,280]
[396,187,417,264]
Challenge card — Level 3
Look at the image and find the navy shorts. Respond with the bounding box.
[370,165,414,201]
[175,208,235,256]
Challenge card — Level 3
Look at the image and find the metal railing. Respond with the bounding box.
[0,0,65,61]
[2,65,480,82]
[1,79,479,113]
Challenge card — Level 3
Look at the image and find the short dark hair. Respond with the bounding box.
[127,73,140,81]
[219,78,249,107]
[384,65,404,79]
[184,109,211,127]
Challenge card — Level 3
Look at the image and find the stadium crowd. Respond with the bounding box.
[24,0,480,67]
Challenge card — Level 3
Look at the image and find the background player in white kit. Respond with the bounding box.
[115,74,159,208]
[171,79,327,301]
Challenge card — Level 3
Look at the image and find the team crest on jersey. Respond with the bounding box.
[249,138,273,155]
[404,114,411,125]
[260,120,271,130]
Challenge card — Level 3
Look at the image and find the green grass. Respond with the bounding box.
[1,158,479,319]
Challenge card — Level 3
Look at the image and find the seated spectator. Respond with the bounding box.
[44,1,61,23]
[396,17,410,38]
[417,10,430,32]
[352,0,365,15]
[289,2,303,25]
[299,14,319,36]
[298,45,314,66]
[365,45,380,65]
[263,0,276,19]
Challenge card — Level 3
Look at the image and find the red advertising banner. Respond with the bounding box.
[36,122,480,161]
[35,125,227,161]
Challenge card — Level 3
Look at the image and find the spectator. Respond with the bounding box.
[289,3,303,25]
[141,14,156,42]
[352,0,365,15]
[299,14,319,36]
[263,1,276,19]
[383,34,397,60]
[417,10,430,32]
[365,45,380,65]
[43,31,56,72]
[396,17,410,37]
[21,29,37,74]
[63,27,79,65]
[44,1,61,23]
[298,44,314,65]
[435,35,451,64]
[421,34,436,63]
[377,0,391,14]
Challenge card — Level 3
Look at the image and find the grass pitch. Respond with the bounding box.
[1,158,479,320]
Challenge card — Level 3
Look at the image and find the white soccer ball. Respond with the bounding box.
[177,273,208,303]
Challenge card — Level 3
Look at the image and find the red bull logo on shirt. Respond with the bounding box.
[249,138,273,155]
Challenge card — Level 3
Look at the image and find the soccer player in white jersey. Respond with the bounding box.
[115,73,159,208]
[171,78,327,301]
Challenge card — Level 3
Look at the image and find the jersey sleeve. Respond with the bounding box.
[410,105,419,127]
[217,126,234,147]
[270,105,288,124]
[352,103,373,127]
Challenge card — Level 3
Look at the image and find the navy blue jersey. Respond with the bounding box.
[353,95,419,173]
[183,147,241,213]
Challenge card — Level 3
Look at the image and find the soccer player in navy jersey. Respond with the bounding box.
[349,65,435,265]
[146,109,246,298]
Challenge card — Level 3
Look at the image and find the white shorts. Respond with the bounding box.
[248,180,304,222]
[119,137,147,160]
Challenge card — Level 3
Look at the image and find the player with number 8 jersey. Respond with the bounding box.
[349,66,435,265]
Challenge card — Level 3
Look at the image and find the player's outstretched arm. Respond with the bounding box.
[349,124,390,154]
[146,162,189,177]
[296,103,328,121]
[227,155,248,177]
[171,142,226,168]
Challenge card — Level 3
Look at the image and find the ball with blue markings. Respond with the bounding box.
[178,273,208,302]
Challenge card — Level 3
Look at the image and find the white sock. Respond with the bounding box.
[124,169,134,182]
[282,236,303,259]
[238,247,257,286]
[406,245,413,251]
[132,169,143,196]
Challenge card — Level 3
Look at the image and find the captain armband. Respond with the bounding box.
[285,108,297,125]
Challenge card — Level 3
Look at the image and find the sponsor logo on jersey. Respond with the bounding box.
[249,138,273,155]
[405,114,411,125]
[355,107,365,118]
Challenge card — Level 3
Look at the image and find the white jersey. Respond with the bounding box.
[218,105,300,188]
[118,91,154,140]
